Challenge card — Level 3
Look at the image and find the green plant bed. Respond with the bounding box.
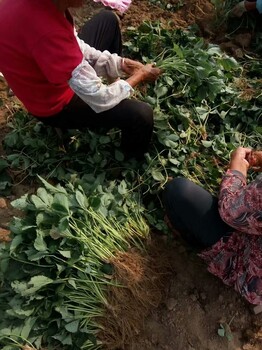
[2,23,262,223]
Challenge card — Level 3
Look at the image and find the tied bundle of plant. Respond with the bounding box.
[0,176,171,350]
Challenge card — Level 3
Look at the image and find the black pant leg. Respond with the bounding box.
[162,177,233,248]
[78,10,122,54]
[36,96,153,158]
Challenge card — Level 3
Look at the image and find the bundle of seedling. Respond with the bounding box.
[0,177,170,349]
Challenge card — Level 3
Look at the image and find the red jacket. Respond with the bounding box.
[0,0,83,116]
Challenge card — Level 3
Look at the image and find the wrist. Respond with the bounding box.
[229,164,247,177]
[226,169,247,181]
[134,70,145,83]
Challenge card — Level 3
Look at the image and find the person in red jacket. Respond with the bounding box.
[0,0,162,159]
[163,147,262,309]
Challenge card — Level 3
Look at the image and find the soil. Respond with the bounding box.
[0,1,261,350]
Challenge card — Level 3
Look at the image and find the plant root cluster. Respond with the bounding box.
[98,236,173,349]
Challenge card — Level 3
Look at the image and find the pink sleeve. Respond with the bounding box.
[218,170,262,235]
[93,0,131,13]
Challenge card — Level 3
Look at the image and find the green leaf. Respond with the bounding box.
[58,250,71,258]
[34,231,47,252]
[118,180,128,195]
[68,279,77,289]
[10,235,23,253]
[151,169,165,181]
[8,303,35,317]
[201,140,213,148]
[207,45,222,56]
[65,319,80,333]
[36,212,55,227]
[144,95,156,105]
[27,251,48,261]
[11,194,29,210]
[11,275,53,296]
[58,217,69,232]
[38,176,67,194]
[0,327,14,336]
[115,149,124,161]
[36,187,53,206]
[53,333,73,345]
[75,189,87,208]
[220,57,238,71]
[31,194,46,210]
[164,76,174,86]
[173,43,184,58]
[52,193,70,213]
[21,317,36,339]
[89,196,101,209]
[0,158,9,171]
[99,135,111,144]
[195,107,209,121]
[217,324,225,337]
[0,257,10,274]
[155,85,168,98]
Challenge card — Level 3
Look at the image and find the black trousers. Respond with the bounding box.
[162,177,233,248]
[36,10,153,158]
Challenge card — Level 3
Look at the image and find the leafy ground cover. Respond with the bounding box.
[0,1,261,349]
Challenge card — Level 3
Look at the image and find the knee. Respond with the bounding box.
[98,9,120,27]
[163,177,191,208]
[132,101,153,128]
[140,102,153,128]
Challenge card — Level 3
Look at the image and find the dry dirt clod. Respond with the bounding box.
[0,227,11,242]
[0,197,8,208]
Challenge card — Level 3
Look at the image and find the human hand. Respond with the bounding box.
[125,63,162,88]
[137,63,162,82]
[230,1,247,17]
[121,58,144,75]
[229,147,252,177]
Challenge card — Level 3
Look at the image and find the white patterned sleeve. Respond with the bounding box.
[76,35,124,79]
[68,58,133,113]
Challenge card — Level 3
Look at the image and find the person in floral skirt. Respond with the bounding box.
[163,147,262,308]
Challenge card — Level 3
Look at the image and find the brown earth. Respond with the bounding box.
[0,1,261,350]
